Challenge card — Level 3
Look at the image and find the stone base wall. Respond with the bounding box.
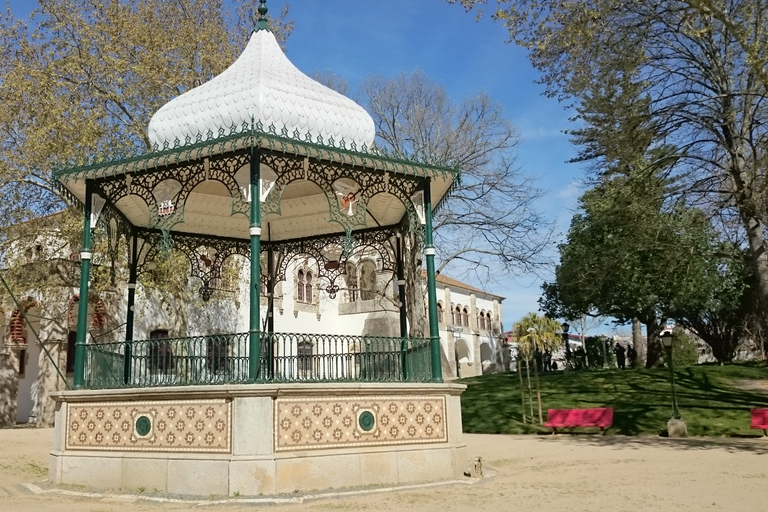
[50,383,467,496]
[0,348,20,427]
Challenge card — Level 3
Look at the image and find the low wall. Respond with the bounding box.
[49,382,467,496]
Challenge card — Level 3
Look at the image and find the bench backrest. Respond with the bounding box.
[750,408,768,428]
[546,408,613,427]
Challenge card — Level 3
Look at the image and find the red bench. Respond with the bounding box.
[750,408,768,436]
[543,408,613,435]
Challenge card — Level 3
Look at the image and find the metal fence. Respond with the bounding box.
[83,332,433,389]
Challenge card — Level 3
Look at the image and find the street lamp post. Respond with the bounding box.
[561,322,570,371]
[660,329,687,437]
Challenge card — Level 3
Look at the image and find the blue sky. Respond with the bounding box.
[8,0,594,333]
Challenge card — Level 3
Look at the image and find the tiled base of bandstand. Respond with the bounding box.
[49,383,467,496]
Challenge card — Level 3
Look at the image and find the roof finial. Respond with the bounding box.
[254,0,270,32]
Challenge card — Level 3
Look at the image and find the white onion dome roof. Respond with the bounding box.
[147,20,375,150]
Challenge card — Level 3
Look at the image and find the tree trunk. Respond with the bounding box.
[532,356,543,424]
[632,318,645,367]
[644,320,662,368]
[729,138,768,358]
[517,358,526,424]
[525,357,534,422]
[403,230,427,338]
[742,215,768,352]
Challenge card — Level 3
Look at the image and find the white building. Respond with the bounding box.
[0,247,504,427]
[433,274,505,377]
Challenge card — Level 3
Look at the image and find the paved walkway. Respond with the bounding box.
[1,428,767,511]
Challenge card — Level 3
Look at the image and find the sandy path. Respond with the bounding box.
[1,428,767,511]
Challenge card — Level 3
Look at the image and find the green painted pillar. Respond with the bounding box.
[73,183,94,388]
[248,146,262,382]
[423,179,442,382]
[396,232,409,379]
[123,235,138,384]
[267,243,275,380]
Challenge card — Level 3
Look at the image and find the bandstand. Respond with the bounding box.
[49,1,467,496]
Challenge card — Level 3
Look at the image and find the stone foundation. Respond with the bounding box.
[50,382,467,496]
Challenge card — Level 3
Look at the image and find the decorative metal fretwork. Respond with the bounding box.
[136,231,250,301]
[93,203,133,278]
[90,146,427,260]
[96,152,250,232]
[55,121,460,187]
[266,227,399,299]
[67,120,436,305]
[259,152,424,234]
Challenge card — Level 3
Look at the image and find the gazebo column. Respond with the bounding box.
[266,243,275,380]
[248,146,263,382]
[123,235,138,384]
[396,232,409,378]
[423,179,443,382]
[73,182,94,388]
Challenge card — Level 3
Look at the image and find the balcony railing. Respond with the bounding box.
[83,332,433,389]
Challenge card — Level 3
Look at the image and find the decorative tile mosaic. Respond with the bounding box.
[274,396,447,451]
[65,400,232,453]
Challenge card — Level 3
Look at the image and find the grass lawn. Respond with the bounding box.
[458,362,768,436]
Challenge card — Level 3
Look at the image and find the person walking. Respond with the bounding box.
[543,349,552,372]
[614,342,626,369]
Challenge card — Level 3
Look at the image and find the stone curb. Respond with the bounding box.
[22,476,483,506]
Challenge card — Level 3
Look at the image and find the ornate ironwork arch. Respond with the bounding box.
[136,231,250,301]
[264,227,399,300]
[176,152,249,205]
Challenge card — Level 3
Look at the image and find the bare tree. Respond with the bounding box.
[358,71,551,336]
[362,71,551,272]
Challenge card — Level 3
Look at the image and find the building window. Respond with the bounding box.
[485,312,493,331]
[345,262,358,302]
[437,303,444,323]
[453,306,461,325]
[297,269,314,303]
[462,308,469,327]
[149,329,173,374]
[479,311,492,330]
[18,349,26,377]
[206,336,229,374]
[66,331,77,373]
[360,260,376,300]
[297,340,313,378]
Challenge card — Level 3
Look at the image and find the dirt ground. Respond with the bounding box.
[1,427,767,512]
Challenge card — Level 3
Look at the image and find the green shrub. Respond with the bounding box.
[669,330,699,367]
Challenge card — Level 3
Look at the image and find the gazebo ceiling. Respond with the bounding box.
[110,180,412,242]
[106,170,422,242]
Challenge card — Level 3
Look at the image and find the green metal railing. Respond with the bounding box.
[82,332,432,389]
[85,332,250,388]
[261,332,432,383]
